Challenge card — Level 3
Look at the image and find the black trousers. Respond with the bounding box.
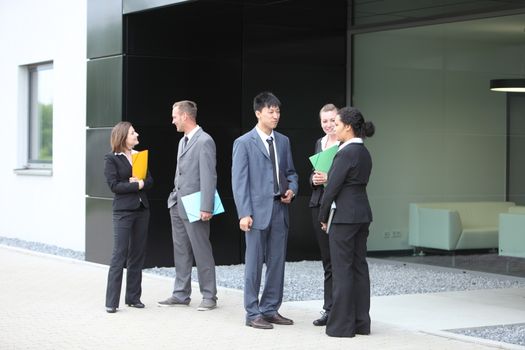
[310,206,332,312]
[105,207,149,308]
[326,222,371,337]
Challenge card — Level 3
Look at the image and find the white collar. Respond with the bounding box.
[321,135,339,150]
[184,125,201,141]
[255,126,275,142]
[338,137,363,151]
[115,149,138,156]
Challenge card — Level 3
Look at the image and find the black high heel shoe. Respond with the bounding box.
[106,307,117,313]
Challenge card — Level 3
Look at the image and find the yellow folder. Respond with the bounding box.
[131,150,148,180]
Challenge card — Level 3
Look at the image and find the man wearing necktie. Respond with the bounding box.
[231,92,299,329]
[159,100,218,311]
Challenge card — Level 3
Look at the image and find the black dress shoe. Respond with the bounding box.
[262,313,294,325]
[356,328,370,335]
[127,301,145,308]
[246,316,273,329]
[106,307,117,313]
[313,311,329,326]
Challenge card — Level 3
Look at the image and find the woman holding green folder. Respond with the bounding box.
[308,103,339,326]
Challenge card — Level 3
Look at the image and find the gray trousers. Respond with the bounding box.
[244,200,288,320]
[170,204,217,301]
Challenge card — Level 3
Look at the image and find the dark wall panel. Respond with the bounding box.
[144,199,174,267]
[86,197,113,264]
[241,0,347,261]
[287,196,320,260]
[86,0,125,265]
[208,197,243,265]
[125,1,241,60]
[87,0,123,58]
[87,56,123,128]
[241,63,346,130]
[124,56,242,130]
[86,128,113,198]
[86,0,347,265]
[123,56,243,198]
[121,1,244,265]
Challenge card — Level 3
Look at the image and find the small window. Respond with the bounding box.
[27,62,53,168]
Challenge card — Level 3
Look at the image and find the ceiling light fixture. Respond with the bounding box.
[490,79,525,92]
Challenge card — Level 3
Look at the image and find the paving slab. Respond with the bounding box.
[0,245,521,350]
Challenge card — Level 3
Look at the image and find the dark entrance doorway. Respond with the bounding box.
[86,0,347,266]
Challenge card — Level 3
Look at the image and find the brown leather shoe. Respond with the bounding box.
[263,312,294,325]
[246,316,273,329]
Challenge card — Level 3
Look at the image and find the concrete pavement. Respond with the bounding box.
[1,245,523,350]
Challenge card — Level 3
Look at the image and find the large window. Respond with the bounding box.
[352,13,525,250]
[27,62,53,168]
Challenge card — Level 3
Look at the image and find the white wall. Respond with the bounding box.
[0,0,87,251]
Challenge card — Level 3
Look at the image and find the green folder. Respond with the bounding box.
[308,145,338,173]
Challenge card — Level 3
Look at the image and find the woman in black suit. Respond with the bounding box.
[104,121,153,313]
[309,104,339,326]
[319,106,375,337]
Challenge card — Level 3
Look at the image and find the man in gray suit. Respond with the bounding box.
[158,100,218,311]
[232,92,299,329]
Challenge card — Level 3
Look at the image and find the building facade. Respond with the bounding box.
[0,0,87,251]
[2,0,525,266]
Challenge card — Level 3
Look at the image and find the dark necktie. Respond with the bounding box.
[182,136,188,151]
[267,137,279,195]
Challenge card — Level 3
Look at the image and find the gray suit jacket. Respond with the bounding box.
[231,127,299,230]
[167,128,217,220]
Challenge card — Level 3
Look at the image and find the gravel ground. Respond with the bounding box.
[447,323,525,347]
[2,236,524,347]
[146,260,525,300]
[0,237,85,260]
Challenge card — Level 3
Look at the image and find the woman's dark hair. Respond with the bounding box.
[338,106,375,138]
[253,91,281,112]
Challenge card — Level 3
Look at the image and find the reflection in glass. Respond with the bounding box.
[29,63,53,164]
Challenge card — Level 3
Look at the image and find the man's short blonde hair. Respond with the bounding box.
[173,100,197,120]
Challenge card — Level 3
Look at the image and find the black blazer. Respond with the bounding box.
[318,143,372,224]
[104,153,154,211]
[309,138,324,208]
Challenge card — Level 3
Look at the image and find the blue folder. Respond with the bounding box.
[180,190,225,223]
